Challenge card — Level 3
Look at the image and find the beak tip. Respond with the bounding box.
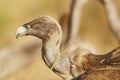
[16,33,19,39]
[16,26,27,39]
[16,36,18,39]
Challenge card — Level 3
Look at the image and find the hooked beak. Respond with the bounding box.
[16,26,27,39]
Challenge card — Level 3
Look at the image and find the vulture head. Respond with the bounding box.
[16,15,62,42]
[16,15,71,79]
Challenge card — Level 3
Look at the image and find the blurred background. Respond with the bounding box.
[0,0,120,80]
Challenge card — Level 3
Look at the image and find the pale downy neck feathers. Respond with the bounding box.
[42,17,62,68]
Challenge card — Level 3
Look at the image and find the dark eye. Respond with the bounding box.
[23,23,30,30]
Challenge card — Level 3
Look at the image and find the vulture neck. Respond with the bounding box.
[42,25,62,68]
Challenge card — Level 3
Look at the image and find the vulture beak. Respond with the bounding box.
[16,26,27,39]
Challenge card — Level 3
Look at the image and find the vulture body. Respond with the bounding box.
[16,16,120,80]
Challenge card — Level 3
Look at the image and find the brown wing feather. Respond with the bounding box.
[73,70,120,80]
[97,46,120,66]
[71,47,120,80]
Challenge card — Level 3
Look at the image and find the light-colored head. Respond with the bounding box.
[16,16,62,41]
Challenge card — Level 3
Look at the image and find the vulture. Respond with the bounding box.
[16,15,120,80]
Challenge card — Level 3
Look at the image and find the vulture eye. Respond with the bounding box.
[23,23,30,30]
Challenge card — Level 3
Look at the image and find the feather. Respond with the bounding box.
[70,47,120,80]
[16,15,120,80]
